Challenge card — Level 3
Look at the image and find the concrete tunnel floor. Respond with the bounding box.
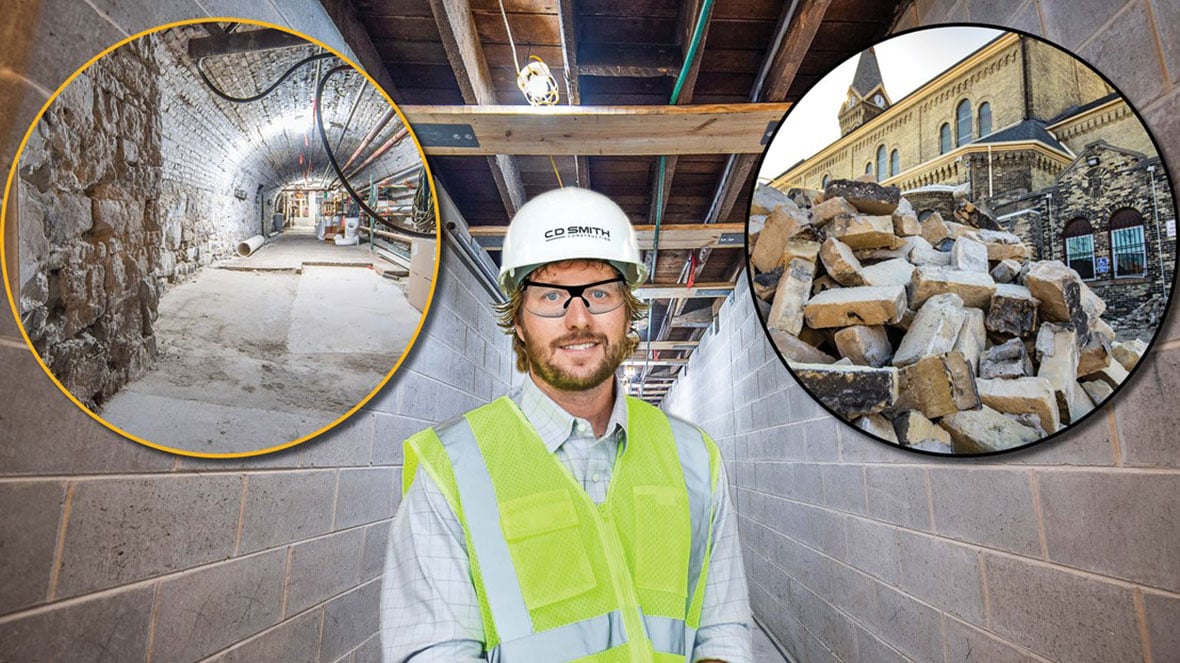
[99,228,421,454]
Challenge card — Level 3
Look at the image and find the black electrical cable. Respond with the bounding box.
[315,64,435,240]
[196,51,336,104]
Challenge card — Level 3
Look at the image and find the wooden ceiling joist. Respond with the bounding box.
[636,340,700,351]
[402,103,790,156]
[555,0,590,187]
[427,0,526,215]
[466,222,745,250]
[635,282,734,299]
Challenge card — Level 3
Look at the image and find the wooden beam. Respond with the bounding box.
[635,282,733,299]
[555,0,589,187]
[578,43,681,78]
[758,0,834,103]
[622,358,689,367]
[318,0,402,97]
[636,340,699,351]
[467,222,745,250]
[427,0,526,216]
[403,103,791,156]
[187,28,308,59]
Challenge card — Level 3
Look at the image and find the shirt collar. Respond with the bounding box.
[512,374,629,454]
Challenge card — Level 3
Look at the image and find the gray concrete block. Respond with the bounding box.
[0,585,153,662]
[320,578,382,663]
[869,583,944,663]
[853,624,908,663]
[794,581,858,662]
[1078,2,1162,108]
[334,467,396,529]
[370,412,424,466]
[57,474,241,597]
[1001,404,1116,466]
[943,616,1042,663]
[361,521,390,581]
[151,549,287,662]
[928,468,1042,556]
[896,530,985,622]
[1039,0,1123,47]
[962,0,1032,25]
[1144,591,1180,662]
[1039,471,1180,592]
[842,517,900,586]
[864,465,932,530]
[299,412,374,468]
[826,560,879,626]
[207,609,321,663]
[820,464,866,515]
[350,633,382,663]
[1115,350,1180,467]
[0,347,174,475]
[238,470,336,554]
[802,417,841,462]
[0,481,65,613]
[985,553,1143,661]
[285,528,365,616]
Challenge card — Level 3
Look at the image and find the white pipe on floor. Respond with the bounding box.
[237,235,265,256]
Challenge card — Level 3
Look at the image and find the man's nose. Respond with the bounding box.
[563,295,593,326]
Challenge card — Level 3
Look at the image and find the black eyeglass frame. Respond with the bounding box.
[520,277,627,317]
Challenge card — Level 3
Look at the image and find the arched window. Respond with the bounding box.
[939,123,952,154]
[1110,208,1147,278]
[876,145,887,182]
[956,99,973,146]
[865,162,873,176]
[890,149,900,176]
[978,102,992,137]
[1063,217,1095,280]
[821,173,830,188]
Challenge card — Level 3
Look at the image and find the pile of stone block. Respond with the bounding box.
[750,179,1147,454]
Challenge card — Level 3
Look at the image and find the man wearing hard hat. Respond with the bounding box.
[382,188,752,662]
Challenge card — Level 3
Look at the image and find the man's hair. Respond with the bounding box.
[495,260,649,373]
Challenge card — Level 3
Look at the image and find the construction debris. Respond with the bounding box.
[751,179,1141,453]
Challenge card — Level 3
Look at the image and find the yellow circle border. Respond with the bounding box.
[1,17,444,459]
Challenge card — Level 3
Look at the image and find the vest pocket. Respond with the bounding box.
[500,489,597,609]
[632,486,690,598]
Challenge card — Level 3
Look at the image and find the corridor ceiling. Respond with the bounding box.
[323,0,905,402]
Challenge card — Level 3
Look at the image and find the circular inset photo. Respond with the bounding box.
[2,20,440,457]
[748,26,1177,455]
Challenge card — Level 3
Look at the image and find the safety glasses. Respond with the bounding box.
[521,277,627,317]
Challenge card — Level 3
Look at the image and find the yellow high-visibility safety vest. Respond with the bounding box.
[403,396,722,662]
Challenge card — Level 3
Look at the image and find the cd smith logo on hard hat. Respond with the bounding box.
[543,225,612,241]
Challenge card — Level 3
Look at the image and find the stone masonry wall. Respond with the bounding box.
[664,2,1180,661]
[0,2,515,661]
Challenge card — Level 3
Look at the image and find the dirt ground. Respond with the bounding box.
[99,230,422,454]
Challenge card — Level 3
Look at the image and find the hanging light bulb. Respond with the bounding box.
[517,55,559,106]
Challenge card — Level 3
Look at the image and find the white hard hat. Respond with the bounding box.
[498,187,648,294]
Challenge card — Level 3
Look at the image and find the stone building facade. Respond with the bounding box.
[770,30,1176,337]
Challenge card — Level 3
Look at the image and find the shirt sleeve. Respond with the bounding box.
[691,458,754,663]
[380,465,486,663]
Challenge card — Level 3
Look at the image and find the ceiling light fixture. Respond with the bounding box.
[497,0,559,107]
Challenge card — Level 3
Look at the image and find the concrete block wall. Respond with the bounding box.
[0,1,516,660]
[664,2,1180,660]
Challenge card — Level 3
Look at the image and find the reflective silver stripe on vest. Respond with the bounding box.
[643,614,695,656]
[436,417,533,644]
[667,417,712,617]
[491,610,627,662]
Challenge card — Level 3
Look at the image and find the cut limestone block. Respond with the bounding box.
[787,188,823,211]
[944,221,981,242]
[766,258,816,334]
[951,236,989,273]
[861,258,915,287]
[770,329,836,365]
[749,214,767,236]
[892,209,921,236]
[752,267,782,301]
[819,237,865,286]
[978,230,1030,261]
[986,283,1039,337]
[810,196,859,227]
[751,184,795,216]
[804,285,907,328]
[812,275,839,295]
[1076,336,1112,378]
[893,410,953,446]
[979,337,1034,379]
[791,362,899,418]
[909,264,997,309]
[855,414,899,442]
[954,307,987,373]
[1081,379,1114,404]
[1111,339,1147,372]
[1035,322,1079,425]
[1085,358,1130,389]
[990,259,1022,284]
[1025,260,1089,328]
[834,325,892,367]
[909,439,954,453]
[823,179,900,215]
[799,326,827,349]
[783,238,822,264]
[976,377,1061,434]
[751,202,812,273]
[942,405,1041,453]
[827,214,900,250]
[1070,384,1096,423]
[892,293,967,367]
[894,352,980,419]
[910,245,952,267]
[920,212,951,245]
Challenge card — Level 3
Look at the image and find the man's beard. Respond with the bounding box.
[523,330,628,391]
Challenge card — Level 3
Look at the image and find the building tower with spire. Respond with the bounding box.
[837,47,891,136]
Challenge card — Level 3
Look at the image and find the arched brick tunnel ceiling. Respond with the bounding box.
[157,24,406,205]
